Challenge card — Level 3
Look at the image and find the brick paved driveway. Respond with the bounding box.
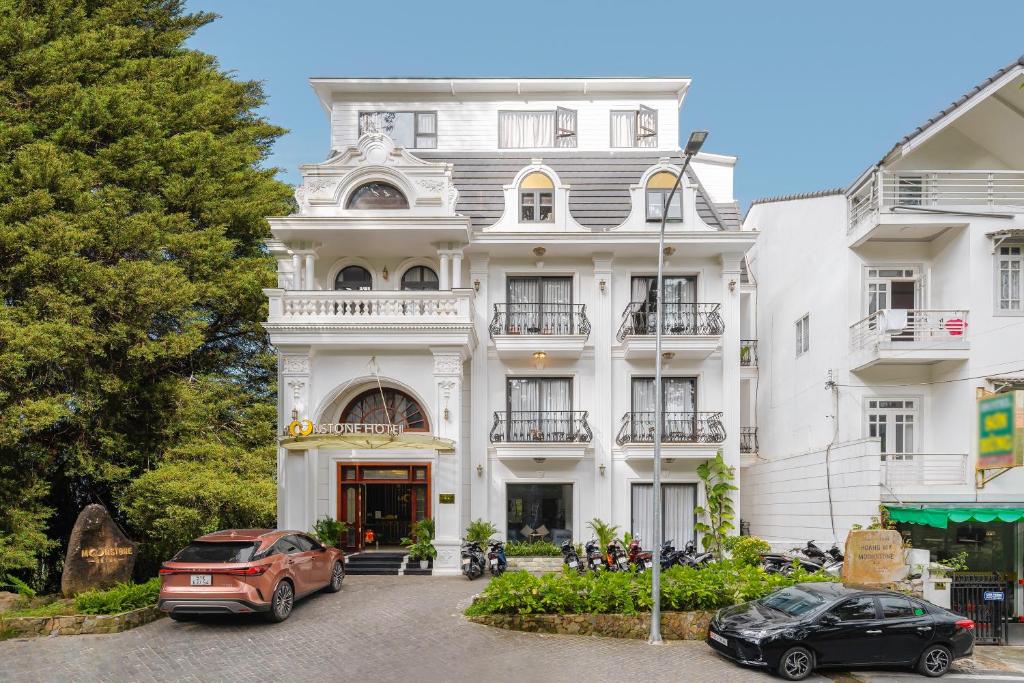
[1,575,791,683]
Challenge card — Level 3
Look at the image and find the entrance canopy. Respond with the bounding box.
[280,432,454,452]
[888,506,1024,529]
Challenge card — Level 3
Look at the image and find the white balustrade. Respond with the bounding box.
[881,453,970,488]
[266,289,474,324]
[849,309,969,351]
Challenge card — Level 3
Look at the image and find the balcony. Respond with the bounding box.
[849,309,969,371]
[488,410,592,461]
[489,304,590,359]
[881,453,971,498]
[616,303,724,359]
[740,339,757,377]
[740,427,758,454]
[848,170,1024,245]
[615,411,725,460]
[263,288,476,349]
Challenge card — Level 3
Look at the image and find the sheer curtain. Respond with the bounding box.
[631,378,656,441]
[507,278,539,333]
[540,379,571,438]
[631,485,654,548]
[541,278,572,333]
[632,484,696,550]
[508,378,570,440]
[611,111,635,148]
[664,378,696,440]
[499,111,555,148]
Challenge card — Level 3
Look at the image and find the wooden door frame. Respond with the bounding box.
[336,462,432,552]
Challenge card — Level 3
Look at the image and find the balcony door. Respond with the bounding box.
[631,275,696,333]
[867,399,917,456]
[866,267,923,341]
[631,483,696,549]
[630,377,696,441]
[507,276,573,334]
[506,377,572,441]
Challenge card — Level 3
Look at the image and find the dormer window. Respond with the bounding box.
[646,171,682,221]
[519,172,554,222]
[358,111,437,149]
[499,109,577,148]
[346,181,409,209]
[611,106,657,148]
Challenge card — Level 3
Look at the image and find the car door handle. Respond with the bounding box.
[917,626,932,631]
[866,629,882,634]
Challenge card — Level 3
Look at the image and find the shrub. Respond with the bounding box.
[505,541,561,557]
[465,519,498,546]
[401,519,437,561]
[724,536,772,566]
[465,561,837,617]
[73,578,161,615]
[586,518,619,549]
[311,517,348,548]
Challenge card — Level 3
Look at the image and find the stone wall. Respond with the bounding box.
[506,557,564,573]
[468,610,713,640]
[0,605,163,638]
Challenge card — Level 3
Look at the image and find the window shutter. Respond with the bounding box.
[636,105,657,147]
[555,107,577,148]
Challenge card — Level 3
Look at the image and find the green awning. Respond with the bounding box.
[888,506,1024,529]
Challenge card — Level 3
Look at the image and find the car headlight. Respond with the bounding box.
[736,629,774,642]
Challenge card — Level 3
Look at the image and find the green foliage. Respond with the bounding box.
[723,535,772,566]
[0,0,293,579]
[465,519,499,546]
[401,519,437,561]
[2,600,71,618]
[466,561,837,616]
[621,531,633,548]
[1,573,36,598]
[586,518,619,549]
[693,452,738,559]
[73,578,161,615]
[505,541,561,557]
[311,517,348,549]
[943,551,970,572]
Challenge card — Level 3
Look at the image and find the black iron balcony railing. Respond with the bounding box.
[616,302,724,342]
[489,303,590,338]
[615,411,726,446]
[740,339,758,366]
[740,427,758,454]
[489,411,593,443]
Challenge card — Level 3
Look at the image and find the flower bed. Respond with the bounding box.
[469,610,713,640]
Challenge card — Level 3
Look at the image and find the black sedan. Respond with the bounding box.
[706,582,974,680]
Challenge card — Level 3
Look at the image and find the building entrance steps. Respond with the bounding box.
[344,551,432,576]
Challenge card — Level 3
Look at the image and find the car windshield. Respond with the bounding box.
[759,587,830,617]
[173,541,258,563]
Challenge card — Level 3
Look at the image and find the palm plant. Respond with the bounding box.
[587,518,619,549]
[465,518,499,545]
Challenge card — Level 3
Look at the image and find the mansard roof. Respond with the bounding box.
[415,151,739,231]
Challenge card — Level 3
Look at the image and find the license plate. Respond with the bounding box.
[489,558,497,566]
[189,574,212,586]
[568,561,578,568]
[461,558,470,565]
[645,561,653,568]
[709,631,728,646]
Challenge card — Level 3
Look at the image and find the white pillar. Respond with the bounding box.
[431,349,464,575]
[469,256,490,522]
[452,252,463,289]
[439,253,451,290]
[593,255,614,526]
[721,254,742,526]
[291,253,302,290]
[304,253,316,290]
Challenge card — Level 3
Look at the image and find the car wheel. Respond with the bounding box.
[917,644,952,677]
[265,580,294,623]
[777,646,814,681]
[324,561,344,593]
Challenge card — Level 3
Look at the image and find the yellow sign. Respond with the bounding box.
[80,546,134,563]
[286,420,403,438]
[287,419,315,437]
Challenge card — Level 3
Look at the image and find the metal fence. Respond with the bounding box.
[950,572,1012,645]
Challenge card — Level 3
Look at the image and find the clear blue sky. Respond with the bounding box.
[184,0,1024,209]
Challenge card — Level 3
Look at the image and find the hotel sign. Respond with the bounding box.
[286,420,404,438]
[978,391,1024,470]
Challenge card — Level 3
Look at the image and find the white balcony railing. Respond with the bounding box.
[848,169,1024,233]
[849,309,968,351]
[266,289,474,324]
[881,453,970,488]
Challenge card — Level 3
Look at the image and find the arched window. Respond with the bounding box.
[519,172,554,222]
[401,265,439,291]
[646,171,683,222]
[345,181,409,209]
[335,265,373,291]
[340,388,428,432]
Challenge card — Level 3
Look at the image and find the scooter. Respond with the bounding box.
[461,540,486,580]
[584,539,607,571]
[487,539,507,576]
[561,540,586,575]
[605,539,631,572]
[680,540,714,568]
[627,536,654,572]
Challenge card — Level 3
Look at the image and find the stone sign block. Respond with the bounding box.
[842,528,907,586]
[61,504,137,597]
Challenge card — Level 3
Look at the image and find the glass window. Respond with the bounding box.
[867,398,918,455]
[880,595,916,619]
[759,586,829,617]
[346,181,409,210]
[334,265,373,291]
[173,541,257,563]
[831,597,878,621]
[631,483,697,549]
[360,467,411,480]
[506,483,572,543]
[505,377,572,441]
[795,314,810,356]
[498,110,576,148]
[998,245,1022,312]
[340,388,428,431]
[358,112,436,149]
[646,171,683,221]
[519,172,554,222]
[505,276,573,334]
[401,266,439,291]
[273,537,301,555]
[610,106,657,148]
[290,534,316,552]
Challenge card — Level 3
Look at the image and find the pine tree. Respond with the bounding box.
[0,0,292,580]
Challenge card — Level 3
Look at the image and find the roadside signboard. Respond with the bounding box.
[978,391,1024,470]
[984,591,1005,601]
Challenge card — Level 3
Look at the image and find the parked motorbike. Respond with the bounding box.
[585,539,607,571]
[760,540,844,576]
[487,539,507,576]
[627,536,654,572]
[680,540,714,568]
[461,540,486,580]
[659,540,685,570]
[605,539,631,572]
[561,540,586,575]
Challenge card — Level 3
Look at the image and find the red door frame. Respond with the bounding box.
[336,462,432,553]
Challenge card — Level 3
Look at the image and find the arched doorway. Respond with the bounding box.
[337,387,431,552]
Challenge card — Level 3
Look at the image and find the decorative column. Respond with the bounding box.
[593,255,614,523]
[469,256,490,521]
[291,252,303,290]
[439,252,451,290]
[720,254,742,525]
[451,251,464,289]
[431,348,464,575]
[304,253,317,291]
[279,351,312,529]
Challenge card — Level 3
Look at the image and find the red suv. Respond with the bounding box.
[159,529,345,622]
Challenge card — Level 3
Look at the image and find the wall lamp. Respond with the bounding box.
[476,464,484,477]
[473,278,480,292]
[729,279,737,292]
[599,279,606,293]
[599,463,606,476]
[532,351,547,369]
[382,266,389,281]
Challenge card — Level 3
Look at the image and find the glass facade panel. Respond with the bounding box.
[506,483,572,544]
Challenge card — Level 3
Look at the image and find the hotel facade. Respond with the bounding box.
[265,77,755,574]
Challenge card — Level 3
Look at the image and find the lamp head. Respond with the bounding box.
[684,130,709,156]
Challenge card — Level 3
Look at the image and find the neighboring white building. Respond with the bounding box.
[742,57,1024,603]
[265,78,755,574]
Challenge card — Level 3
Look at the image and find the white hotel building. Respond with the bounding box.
[742,57,1024,595]
[264,77,755,573]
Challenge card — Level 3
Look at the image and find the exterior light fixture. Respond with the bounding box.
[443,408,450,421]
[684,130,709,156]
[290,408,299,420]
[533,457,546,464]
[382,266,389,280]
[599,463,606,476]
[473,278,480,292]
[532,351,547,369]
[532,246,546,257]
[663,246,676,256]
[729,279,737,292]
[476,464,484,477]
[662,352,675,361]
[599,279,606,293]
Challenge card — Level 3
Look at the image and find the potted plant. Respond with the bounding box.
[312,516,348,549]
[740,344,751,364]
[401,519,437,569]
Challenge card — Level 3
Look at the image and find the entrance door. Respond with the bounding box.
[338,463,431,553]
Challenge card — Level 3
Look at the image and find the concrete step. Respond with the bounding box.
[345,568,401,575]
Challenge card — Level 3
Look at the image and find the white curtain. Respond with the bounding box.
[507,278,539,333]
[632,484,696,550]
[499,111,555,148]
[508,378,571,440]
[542,278,572,333]
[631,484,654,548]
[611,111,635,148]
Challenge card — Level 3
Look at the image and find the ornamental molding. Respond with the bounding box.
[282,355,310,374]
[438,379,458,400]
[433,354,463,376]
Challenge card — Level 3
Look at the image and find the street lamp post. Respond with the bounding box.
[650,130,708,644]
